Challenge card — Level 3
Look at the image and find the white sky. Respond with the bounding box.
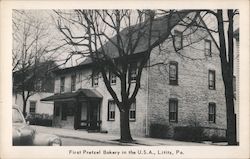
[13,9,239,69]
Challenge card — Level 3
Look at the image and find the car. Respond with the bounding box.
[12,106,62,146]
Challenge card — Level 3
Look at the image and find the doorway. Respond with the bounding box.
[77,101,100,130]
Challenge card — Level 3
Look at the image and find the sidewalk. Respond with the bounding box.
[31,125,224,146]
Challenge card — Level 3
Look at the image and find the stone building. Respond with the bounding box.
[41,12,227,139]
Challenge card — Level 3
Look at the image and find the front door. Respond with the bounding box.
[78,101,88,129]
[77,101,100,130]
[88,101,99,130]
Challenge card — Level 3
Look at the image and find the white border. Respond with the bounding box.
[0,1,249,159]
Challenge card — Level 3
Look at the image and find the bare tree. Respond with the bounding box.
[160,9,239,145]
[209,9,238,145]
[12,10,62,116]
[55,9,196,142]
[56,9,239,145]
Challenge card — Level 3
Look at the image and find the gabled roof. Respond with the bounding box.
[13,60,57,93]
[40,89,102,101]
[98,10,190,58]
[54,11,190,74]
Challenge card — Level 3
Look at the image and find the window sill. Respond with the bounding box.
[205,54,212,57]
[208,121,216,124]
[129,119,136,122]
[129,80,136,83]
[208,88,216,90]
[107,119,115,121]
[169,120,178,123]
[169,84,179,86]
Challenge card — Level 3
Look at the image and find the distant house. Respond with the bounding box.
[42,13,227,139]
[13,61,57,116]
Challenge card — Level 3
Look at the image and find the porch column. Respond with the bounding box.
[74,99,80,130]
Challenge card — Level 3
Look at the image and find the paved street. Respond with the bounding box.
[61,137,118,146]
[31,125,226,146]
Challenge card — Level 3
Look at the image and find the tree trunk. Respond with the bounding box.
[120,108,133,142]
[22,98,27,117]
[217,10,237,145]
[225,79,237,145]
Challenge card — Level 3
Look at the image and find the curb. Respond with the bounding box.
[53,133,138,146]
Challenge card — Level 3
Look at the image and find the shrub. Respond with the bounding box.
[150,124,170,139]
[174,126,204,142]
[211,135,227,143]
[26,113,52,126]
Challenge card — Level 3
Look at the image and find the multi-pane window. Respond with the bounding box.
[129,62,137,82]
[169,62,178,85]
[109,72,116,85]
[174,30,183,50]
[60,76,65,93]
[205,39,212,56]
[108,101,116,121]
[29,101,36,113]
[208,70,216,90]
[208,103,216,123]
[61,103,67,120]
[129,102,136,121]
[169,99,178,122]
[92,71,99,87]
[71,75,76,92]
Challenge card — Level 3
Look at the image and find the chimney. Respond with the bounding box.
[144,10,155,22]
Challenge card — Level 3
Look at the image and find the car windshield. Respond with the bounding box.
[12,108,24,123]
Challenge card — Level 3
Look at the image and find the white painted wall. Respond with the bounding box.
[12,92,54,115]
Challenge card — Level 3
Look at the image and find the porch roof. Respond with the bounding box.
[40,89,103,101]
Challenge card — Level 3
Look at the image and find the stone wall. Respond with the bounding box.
[147,26,227,138]
[52,17,228,139]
